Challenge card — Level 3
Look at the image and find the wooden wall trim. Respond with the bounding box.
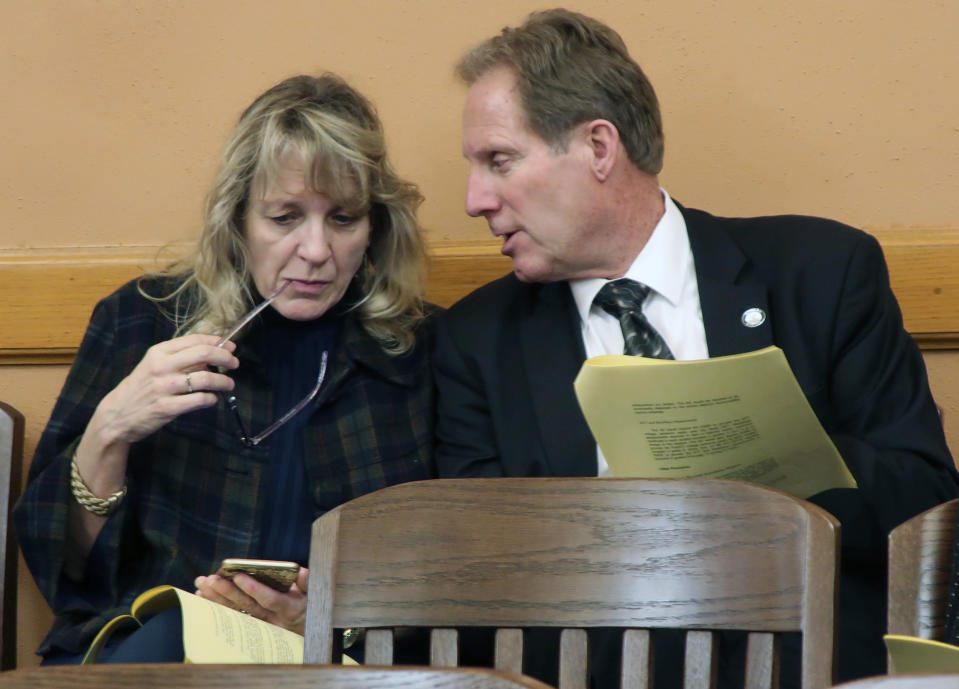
[2,230,957,364]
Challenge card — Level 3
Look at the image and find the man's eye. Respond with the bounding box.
[490,155,508,171]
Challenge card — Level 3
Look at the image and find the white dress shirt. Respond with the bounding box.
[569,190,708,475]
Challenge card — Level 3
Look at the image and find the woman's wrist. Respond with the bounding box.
[69,447,127,516]
[86,392,136,449]
[73,415,131,496]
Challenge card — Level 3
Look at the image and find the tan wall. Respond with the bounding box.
[3,0,959,668]
[5,1,959,249]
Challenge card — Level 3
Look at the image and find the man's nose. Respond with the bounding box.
[465,171,499,218]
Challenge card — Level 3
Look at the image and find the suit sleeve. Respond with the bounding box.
[810,233,958,552]
[431,309,506,478]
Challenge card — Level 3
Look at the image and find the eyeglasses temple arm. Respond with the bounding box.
[215,280,291,347]
[247,350,329,447]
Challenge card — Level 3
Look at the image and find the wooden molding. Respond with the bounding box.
[1,230,957,364]
[873,228,959,349]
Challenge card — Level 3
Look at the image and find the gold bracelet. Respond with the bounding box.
[69,450,127,517]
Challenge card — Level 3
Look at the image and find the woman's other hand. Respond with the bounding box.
[194,566,310,635]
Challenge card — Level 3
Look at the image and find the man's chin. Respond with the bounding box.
[511,261,558,284]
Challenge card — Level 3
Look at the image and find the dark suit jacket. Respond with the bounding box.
[433,205,959,685]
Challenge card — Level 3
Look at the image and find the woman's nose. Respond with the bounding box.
[296,219,333,263]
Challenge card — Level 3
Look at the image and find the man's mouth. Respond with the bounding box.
[497,229,519,255]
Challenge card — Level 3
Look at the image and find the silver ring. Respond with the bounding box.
[239,609,250,615]
[185,373,194,394]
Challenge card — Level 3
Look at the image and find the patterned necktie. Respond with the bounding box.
[593,278,675,359]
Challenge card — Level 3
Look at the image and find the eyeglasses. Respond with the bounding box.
[215,280,329,448]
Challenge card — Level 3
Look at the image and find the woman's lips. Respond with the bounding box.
[287,279,329,294]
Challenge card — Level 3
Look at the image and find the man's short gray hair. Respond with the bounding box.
[457,8,664,174]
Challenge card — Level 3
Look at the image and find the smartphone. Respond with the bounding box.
[216,558,300,592]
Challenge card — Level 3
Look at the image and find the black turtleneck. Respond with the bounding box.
[252,306,338,565]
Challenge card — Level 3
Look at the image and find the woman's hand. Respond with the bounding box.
[194,566,310,635]
[65,334,241,576]
[89,334,239,448]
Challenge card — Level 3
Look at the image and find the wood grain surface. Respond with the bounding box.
[0,664,554,689]
[887,498,959,640]
[1,229,957,364]
[832,676,959,689]
[0,402,23,671]
[305,478,840,689]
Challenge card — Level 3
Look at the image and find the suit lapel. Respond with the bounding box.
[682,206,775,356]
[516,205,773,478]
[520,282,597,476]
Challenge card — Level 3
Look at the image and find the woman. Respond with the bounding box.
[13,73,435,662]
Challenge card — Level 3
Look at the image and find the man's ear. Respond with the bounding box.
[584,119,621,182]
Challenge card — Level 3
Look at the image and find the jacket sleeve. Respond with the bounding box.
[12,289,146,652]
[808,232,959,553]
[431,308,507,478]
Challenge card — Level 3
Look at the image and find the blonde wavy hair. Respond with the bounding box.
[143,73,427,354]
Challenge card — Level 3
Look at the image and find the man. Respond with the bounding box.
[433,8,959,687]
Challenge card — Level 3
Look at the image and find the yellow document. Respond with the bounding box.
[83,585,304,664]
[885,634,959,673]
[573,345,856,498]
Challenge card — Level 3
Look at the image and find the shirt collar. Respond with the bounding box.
[570,189,687,322]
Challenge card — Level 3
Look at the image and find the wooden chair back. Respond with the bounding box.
[304,478,840,689]
[0,664,554,688]
[888,498,959,640]
[0,402,23,670]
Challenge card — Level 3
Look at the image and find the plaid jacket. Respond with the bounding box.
[13,277,435,656]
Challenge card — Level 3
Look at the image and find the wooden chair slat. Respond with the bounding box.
[431,628,459,667]
[744,631,778,689]
[494,628,523,674]
[620,628,652,689]
[558,628,588,689]
[683,630,717,689]
[366,629,394,665]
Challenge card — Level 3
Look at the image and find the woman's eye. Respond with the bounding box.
[270,213,297,226]
[331,213,357,226]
